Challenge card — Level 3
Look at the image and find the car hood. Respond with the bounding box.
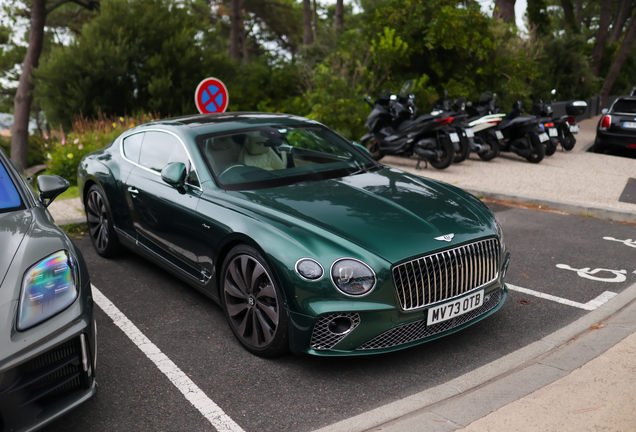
[0,210,32,289]
[229,168,496,264]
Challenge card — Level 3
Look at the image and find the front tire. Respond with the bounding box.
[221,244,289,357]
[429,139,455,170]
[85,185,121,257]
[477,136,499,161]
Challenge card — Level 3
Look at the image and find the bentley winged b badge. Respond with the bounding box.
[435,233,455,242]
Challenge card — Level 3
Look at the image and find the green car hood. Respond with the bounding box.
[0,210,31,289]
[231,168,495,264]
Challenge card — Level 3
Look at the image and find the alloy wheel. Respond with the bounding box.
[223,254,280,349]
[86,190,110,252]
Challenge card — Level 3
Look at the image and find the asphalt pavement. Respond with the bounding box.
[48,115,636,432]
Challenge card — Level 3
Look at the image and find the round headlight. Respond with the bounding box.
[330,258,376,296]
[295,258,324,281]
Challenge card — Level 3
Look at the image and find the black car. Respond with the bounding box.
[594,97,636,153]
[0,148,96,431]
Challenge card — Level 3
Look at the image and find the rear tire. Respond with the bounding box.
[525,137,545,163]
[362,137,384,161]
[477,137,499,161]
[453,137,471,163]
[545,138,557,156]
[429,139,454,170]
[561,131,576,151]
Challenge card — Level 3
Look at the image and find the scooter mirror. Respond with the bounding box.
[551,89,557,95]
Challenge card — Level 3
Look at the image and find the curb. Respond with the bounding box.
[462,187,636,224]
[313,281,636,432]
[55,217,86,226]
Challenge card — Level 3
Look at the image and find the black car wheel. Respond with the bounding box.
[221,244,289,357]
[86,185,121,257]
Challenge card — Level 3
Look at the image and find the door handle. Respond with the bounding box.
[128,187,139,195]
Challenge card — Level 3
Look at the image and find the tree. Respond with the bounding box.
[229,0,241,60]
[494,0,516,23]
[560,0,578,32]
[600,10,636,105]
[527,0,551,35]
[10,0,99,169]
[608,0,634,44]
[335,0,344,32]
[590,0,613,76]
[303,0,312,45]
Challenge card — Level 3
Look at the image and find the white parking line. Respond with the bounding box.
[92,285,245,432]
[507,284,617,311]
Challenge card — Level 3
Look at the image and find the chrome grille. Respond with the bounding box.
[357,290,502,350]
[393,238,500,310]
[310,312,360,350]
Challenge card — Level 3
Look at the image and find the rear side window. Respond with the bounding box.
[612,99,636,114]
[123,133,144,163]
[0,160,23,213]
[139,131,189,173]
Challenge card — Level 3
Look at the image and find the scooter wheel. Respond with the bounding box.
[429,140,454,170]
[525,138,545,163]
[453,138,470,163]
[362,138,384,161]
[478,137,499,161]
[561,132,576,151]
[545,138,557,156]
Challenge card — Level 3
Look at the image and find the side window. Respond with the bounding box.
[122,133,144,163]
[139,131,189,173]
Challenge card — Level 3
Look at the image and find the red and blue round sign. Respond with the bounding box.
[195,77,229,114]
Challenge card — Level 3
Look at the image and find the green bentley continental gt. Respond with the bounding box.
[78,113,510,357]
[0,148,96,430]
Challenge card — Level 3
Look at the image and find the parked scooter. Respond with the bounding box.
[431,95,473,163]
[533,90,585,151]
[466,92,505,161]
[496,101,548,163]
[360,81,456,170]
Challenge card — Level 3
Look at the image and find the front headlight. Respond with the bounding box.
[331,258,376,296]
[17,250,79,331]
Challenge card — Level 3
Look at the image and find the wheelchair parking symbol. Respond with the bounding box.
[556,264,628,283]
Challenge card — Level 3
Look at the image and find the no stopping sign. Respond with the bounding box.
[195,78,229,114]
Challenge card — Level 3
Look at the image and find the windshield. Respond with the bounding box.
[612,99,636,114]
[197,125,376,190]
[398,80,416,97]
[0,159,23,213]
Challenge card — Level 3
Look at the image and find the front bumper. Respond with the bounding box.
[0,318,97,432]
[289,282,507,356]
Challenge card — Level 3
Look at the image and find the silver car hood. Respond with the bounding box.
[0,210,32,290]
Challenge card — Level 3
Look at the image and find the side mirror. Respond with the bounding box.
[601,108,609,114]
[37,175,69,208]
[352,142,370,155]
[161,162,187,192]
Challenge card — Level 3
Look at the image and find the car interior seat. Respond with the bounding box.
[238,133,286,171]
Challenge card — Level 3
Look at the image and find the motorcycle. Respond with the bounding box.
[360,81,456,170]
[431,94,473,163]
[496,100,548,163]
[532,90,585,152]
[466,91,505,161]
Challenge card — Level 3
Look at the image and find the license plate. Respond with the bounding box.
[548,128,558,137]
[569,124,579,133]
[623,122,636,129]
[427,290,484,326]
[465,128,474,138]
[539,133,549,143]
[449,133,460,143]
[495,130,504,140]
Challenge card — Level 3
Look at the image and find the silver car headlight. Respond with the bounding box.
[17,250,79,331]
[331,258,376,296]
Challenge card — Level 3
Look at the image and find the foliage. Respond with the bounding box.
[44,113,156,184]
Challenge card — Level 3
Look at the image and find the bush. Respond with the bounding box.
[45,113,157,184]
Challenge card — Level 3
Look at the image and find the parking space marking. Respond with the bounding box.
[507,284,617,311]
[92,285,245,432]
